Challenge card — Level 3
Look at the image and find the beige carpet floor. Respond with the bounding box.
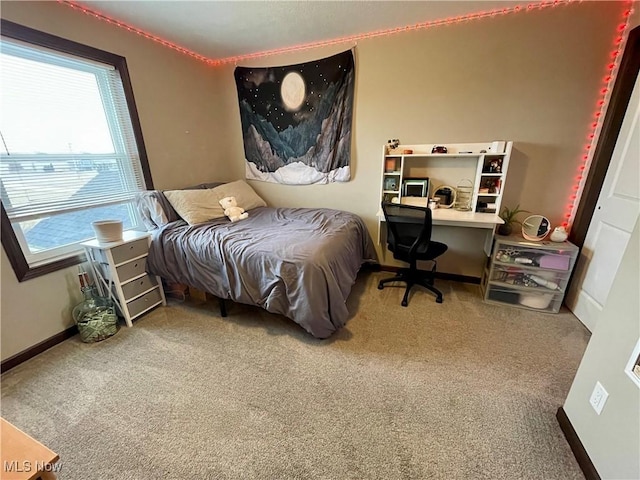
[1,272,589,480]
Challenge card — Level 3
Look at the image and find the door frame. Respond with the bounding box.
[570,26,640,247]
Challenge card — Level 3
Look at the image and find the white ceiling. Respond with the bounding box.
[79,1,521,62]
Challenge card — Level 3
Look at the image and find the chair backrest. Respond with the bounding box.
[381,201,433,259]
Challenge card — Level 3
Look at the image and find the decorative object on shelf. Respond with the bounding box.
[454,179,473,211]
[92,219,123,243]
[428,198,439,210]
[497,204,529,236]
[431,145,448,154]
[72,267,117,343]
[384,157,396,172]
[433,185,456,209]
[522,214,551,241]
[387,139,400,150]
[402,178,430,198]
[484,158,503,173]
[384,177,398,191]
[550,226,569,242]
[402,149,413,154]
[480,178,500,194]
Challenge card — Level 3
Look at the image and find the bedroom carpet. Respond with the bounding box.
[1,271,590,480]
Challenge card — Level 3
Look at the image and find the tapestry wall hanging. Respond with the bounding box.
[234,50,355,185]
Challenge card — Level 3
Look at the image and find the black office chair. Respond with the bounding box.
[378,201,448,306]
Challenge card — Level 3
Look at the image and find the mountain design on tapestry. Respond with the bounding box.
[234,50,354,185]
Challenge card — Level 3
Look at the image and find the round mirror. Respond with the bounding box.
[432,185,457,209]
[522,215,551,241]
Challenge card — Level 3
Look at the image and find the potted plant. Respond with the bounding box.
[498,204,529,235]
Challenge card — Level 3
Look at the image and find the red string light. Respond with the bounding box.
[563,1,634,229]
[59,0,576,66]
[58,0,215,65]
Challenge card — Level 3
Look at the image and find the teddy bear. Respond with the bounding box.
[219,196,248,222]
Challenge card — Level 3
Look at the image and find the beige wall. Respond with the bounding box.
[0,1,625,360]
[563,220,640,479]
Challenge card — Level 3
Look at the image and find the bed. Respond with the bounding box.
[137,181,378,338]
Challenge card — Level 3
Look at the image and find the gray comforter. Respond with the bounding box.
[146,207,378,338]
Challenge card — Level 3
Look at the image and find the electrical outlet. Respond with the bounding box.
[589,381,609,415]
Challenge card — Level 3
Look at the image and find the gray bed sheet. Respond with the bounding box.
[146,206,378,338]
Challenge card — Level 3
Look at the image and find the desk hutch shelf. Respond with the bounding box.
[377,141,513,255]
[380,141,512,213]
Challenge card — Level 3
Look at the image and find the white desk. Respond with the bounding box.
[377,208,504,255]
[431,209,504,228]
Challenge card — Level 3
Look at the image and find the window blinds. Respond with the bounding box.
[0,38,146,222]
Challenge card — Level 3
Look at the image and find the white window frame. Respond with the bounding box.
[0,20,153,281]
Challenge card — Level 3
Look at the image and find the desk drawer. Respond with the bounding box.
[126,288,162,319]
[121,274,158,301]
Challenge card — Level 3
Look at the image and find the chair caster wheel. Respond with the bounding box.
[378,283,384,290]
[436,297,443,304]
[401,301,408,307]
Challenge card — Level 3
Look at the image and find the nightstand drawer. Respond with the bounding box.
[110,238,149,264]
[121,274,158,301]
[126,288,162,319]
[116,257,148,284]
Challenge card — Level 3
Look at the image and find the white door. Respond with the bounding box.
[566,72,640,332]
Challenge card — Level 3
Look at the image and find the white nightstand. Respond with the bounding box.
[81,231,166,327]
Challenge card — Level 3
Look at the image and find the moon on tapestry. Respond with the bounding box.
[234,50,355,185]
[281,72,306,111]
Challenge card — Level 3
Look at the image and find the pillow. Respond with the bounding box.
[164,180,266,226]
[135,182,228,230]
[135,190,178,230]
[209,180,267,211]
[164,189,224,225]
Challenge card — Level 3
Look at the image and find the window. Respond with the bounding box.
[1,20,153,281]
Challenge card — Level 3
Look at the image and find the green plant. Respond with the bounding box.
[499,204,530,227]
